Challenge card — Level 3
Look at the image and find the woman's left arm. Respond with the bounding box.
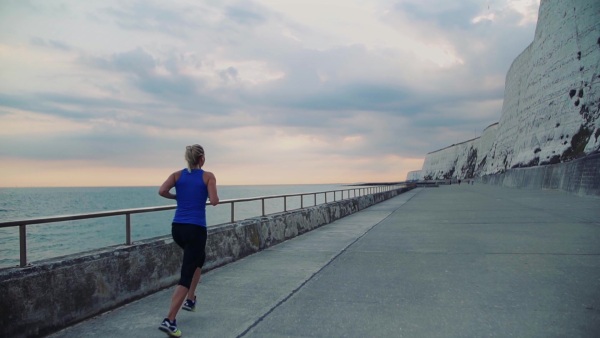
[159,171,178,199]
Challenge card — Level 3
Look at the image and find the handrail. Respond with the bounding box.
[0,184,404,267]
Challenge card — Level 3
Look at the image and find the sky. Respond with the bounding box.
[0,0,541,187]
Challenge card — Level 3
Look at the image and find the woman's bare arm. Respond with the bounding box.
[204,171,219,206]
[159,171,179,199]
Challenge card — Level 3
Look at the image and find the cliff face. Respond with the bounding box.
[421,0,600,180]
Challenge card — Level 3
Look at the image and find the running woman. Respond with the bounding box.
[158,144,219,337]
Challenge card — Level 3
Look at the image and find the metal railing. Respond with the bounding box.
[0,185,404,267]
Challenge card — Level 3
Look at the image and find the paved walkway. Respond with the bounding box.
[48,185,600,338]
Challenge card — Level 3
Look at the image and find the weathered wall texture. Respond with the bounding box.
[478,152,600,196]
[422,137,478,180]
[0,187,412,338]
[421,0,600,185]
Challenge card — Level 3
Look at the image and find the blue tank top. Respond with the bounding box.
[173,169,208,227]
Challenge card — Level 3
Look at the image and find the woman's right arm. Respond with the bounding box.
[205,171,219,206]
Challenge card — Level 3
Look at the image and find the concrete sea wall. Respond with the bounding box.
[478,152,600,196]
[0,187,412,338]
[420,0,600,186]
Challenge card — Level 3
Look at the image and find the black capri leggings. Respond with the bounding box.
[171,223,208,288]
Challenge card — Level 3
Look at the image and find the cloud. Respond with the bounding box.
[103,1,199,37]
[30,37,72,51]
[0,0,541,187]
[395,0,482,29]
[225,3,268,26]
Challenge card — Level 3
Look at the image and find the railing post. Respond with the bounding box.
[313,193,316,206]
[231,202,235,222]
[262,198,265,216]
[19,224,27,267]
[126,214,132,245]
[301,194,304,209]
[284,196,287,212]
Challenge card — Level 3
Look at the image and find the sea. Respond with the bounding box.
[0,184,350,269]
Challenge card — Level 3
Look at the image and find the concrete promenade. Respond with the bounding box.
[48,185,600,337]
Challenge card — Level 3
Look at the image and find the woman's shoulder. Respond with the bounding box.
[202,170,216,181]
[172,169,185,179]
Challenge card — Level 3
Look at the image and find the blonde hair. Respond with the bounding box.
[185,144,205,173]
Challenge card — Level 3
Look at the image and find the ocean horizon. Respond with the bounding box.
[0,183,367,268]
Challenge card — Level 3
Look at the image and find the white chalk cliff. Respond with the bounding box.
[420,0,600,181]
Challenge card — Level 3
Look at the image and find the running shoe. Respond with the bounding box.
[182,296,196,312]
[158,318,182,337]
